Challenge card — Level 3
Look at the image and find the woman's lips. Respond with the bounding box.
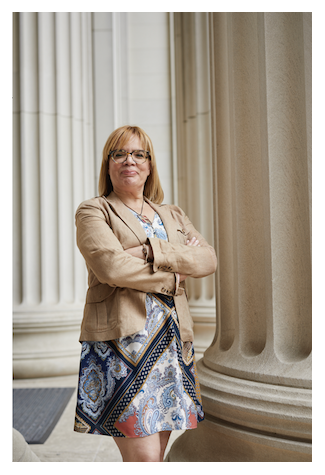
[121,169,137,176]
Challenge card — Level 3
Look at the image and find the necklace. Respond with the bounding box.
[123,198,152,224]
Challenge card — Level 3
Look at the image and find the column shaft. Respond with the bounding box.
[56,13,74,304]
[20,13,41,305]
[13,12,95,378]
[264,13,312,362]
[204,12,311,386]
[39,12,59,304]
[174,13,216,357]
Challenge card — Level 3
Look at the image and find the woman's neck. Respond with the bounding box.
[113,189,145,211]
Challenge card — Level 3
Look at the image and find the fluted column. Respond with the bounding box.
[13,13,95,378]
[167,12,311,461]
[174,13,215,358]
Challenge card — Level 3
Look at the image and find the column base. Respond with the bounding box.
[166,359,312,462]
[165,417,311,462]
[13,306,82,379]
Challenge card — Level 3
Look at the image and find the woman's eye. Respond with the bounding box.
[134,152,145,158]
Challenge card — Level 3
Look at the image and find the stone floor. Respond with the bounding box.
[12,373,185,462]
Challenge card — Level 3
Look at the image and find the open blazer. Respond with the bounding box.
[76,191,217,343]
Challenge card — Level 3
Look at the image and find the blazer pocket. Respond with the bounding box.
[85,284,117,331]
[86,283,114,303]
[84,302,117,332]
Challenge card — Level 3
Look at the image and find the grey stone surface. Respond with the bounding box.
[13,387,75,444]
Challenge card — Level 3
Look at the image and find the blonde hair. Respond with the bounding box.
[98,125,164,204]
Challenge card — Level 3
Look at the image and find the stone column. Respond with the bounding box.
[13,13,95,378]
[173,13,215,358]
[167,12,312,462]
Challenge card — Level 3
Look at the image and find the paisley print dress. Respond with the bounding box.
[74,210,204,437]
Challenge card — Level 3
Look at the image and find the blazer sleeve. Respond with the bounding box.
[75,200,178,295]
[148,205,217,278]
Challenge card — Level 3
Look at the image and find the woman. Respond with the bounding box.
[74,125,217,462]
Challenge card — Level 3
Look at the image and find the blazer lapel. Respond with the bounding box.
[103,192,148,244]
[147,199,179,244]
[104,192,179,245]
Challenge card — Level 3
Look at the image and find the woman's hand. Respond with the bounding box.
[178,237,200,282]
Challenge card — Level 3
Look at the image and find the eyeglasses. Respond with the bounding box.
[109,150,150,164]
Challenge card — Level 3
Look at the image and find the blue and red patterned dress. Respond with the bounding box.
[74,210,204,438]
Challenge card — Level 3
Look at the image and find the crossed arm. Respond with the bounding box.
[124,236,201,283]
[76,201,216,294]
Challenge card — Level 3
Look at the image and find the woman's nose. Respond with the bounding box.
[124,153,136,164]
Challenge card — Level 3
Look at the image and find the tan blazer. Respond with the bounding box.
[75,191,217,343]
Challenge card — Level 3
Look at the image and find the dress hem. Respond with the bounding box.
[73,417,204,438]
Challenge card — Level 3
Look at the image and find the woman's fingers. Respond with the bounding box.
[186,237,200,247]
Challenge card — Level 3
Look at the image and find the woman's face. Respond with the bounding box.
[108,135,151,195]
